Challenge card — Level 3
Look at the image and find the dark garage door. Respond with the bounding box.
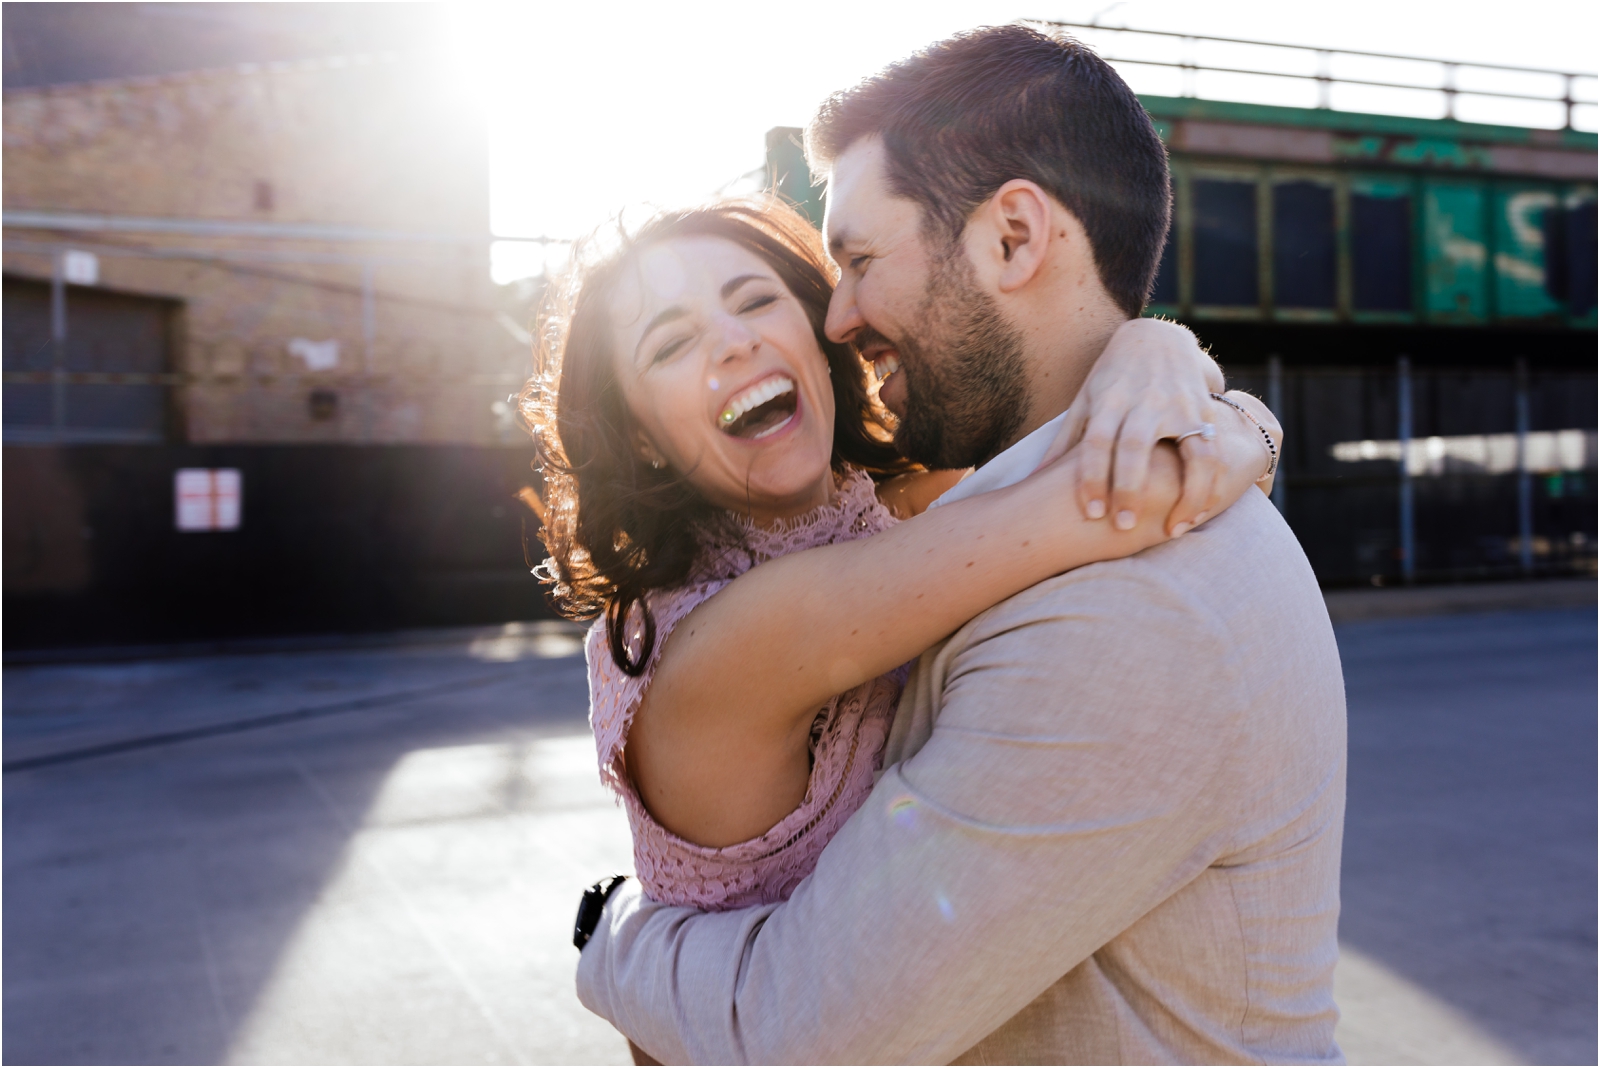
[4,275,175,443]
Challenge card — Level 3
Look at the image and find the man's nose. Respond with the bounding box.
[824,276,864,345]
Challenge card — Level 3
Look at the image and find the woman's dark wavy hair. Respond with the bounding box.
[519,197,914,676]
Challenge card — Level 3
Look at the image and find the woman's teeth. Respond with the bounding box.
[718,376,795,431]
[874,354,901,382]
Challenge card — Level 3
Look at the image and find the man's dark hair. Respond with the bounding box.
[807,24,1170,317]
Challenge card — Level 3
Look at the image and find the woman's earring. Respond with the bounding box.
[649,457,664,470]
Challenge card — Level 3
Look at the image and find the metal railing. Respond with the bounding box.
[1034,20,1597,129]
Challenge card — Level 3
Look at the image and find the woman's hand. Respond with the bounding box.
[1044,385,1281,537]
[1214,391,1282,501]
[1037,318,1277,534]
[1169,392,1279,534]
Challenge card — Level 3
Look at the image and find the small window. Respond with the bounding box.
[1543,206,1570,303]
[1352,193,1413,312]
[308,389,339,421]
[1564,200,1597,314]
[1192,180,1258,306]
[1273,181,1335,308]
[62,249,98,286]
[175,469,242,532]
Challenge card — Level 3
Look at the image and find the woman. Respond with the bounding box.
[521,197,1277,911]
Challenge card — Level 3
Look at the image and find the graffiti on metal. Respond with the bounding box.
[1332,136,1495,170]
[1423,183,1489,322]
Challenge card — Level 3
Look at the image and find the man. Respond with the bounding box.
[577,25,1346,1064]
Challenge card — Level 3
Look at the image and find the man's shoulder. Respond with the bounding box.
[960,491,1328,652]
[907,490,1342,767]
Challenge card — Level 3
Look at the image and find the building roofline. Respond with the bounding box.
[1,50,412,99]
[1139,95,1598,151]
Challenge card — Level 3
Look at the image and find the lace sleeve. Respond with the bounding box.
[586,579,733,797]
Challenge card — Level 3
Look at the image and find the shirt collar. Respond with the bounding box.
[927,411,1069,510]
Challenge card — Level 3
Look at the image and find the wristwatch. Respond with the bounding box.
[573,874,629,950]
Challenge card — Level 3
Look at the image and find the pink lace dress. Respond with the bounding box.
[586,467,904,910]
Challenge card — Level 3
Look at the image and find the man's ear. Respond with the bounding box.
[979,180,1054,293]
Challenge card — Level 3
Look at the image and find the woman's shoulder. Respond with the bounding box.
[873,467,972,519]
[586,580,731,685]
[586,578,735,790]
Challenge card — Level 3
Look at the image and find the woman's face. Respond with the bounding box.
[608,235,837,522]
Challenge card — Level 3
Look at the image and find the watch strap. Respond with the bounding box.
[573,874,629,950]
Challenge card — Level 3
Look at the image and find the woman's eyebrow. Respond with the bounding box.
[633,306,686,360]
[720,273,773,298]
[631,275,774,361]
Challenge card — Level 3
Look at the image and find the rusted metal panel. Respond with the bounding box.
[1333,136,1492,170]
[1143,95,1597,153]
[1175,121,1333,163]
[1152,99,1596,180]
[1422,180,1489,323]
[1485,146,1598,181]
[1151,120,1595,329]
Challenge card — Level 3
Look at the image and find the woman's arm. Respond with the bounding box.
[626,398,1272,846]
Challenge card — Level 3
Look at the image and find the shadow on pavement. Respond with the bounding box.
[1334,609,1598,1066]
[5,610,1595,1065]
[3,636,630,1065]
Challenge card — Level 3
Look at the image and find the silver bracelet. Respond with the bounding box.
[1209,392,1279,483]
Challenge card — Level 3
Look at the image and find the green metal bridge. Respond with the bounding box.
[1143,96,1595,330]
[766,29,1597,587]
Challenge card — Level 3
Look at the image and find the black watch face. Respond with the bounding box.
[575,877,626,949]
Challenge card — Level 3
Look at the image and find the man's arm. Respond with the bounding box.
[578,563,1247,1064]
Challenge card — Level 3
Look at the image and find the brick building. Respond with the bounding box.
[3,49,521,444]
[3,4,544,648]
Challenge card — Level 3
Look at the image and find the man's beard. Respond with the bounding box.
[891,251,1028,470]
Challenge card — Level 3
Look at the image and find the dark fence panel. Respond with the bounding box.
[7,319,1597,649]
[3,443,552,649]
[1224,357,1597,585]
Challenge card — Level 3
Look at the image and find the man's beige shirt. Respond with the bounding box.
[578,488,1348,1064]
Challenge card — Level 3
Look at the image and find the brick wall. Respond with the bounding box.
[3,54,528,445]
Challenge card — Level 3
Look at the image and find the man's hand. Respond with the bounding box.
[1038,318,1227,535]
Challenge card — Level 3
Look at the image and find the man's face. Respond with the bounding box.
[823,138,1027,469]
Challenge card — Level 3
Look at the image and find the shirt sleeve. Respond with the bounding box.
[576,565,1248,1065]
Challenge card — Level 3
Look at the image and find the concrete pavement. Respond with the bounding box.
[4,604,1595,1064]
[4,628,634,1065]
[1334,607,1596,1065]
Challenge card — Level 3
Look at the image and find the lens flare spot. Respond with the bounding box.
[890,795,918,829]
[936,891,955,921]
[708,377,720,391]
